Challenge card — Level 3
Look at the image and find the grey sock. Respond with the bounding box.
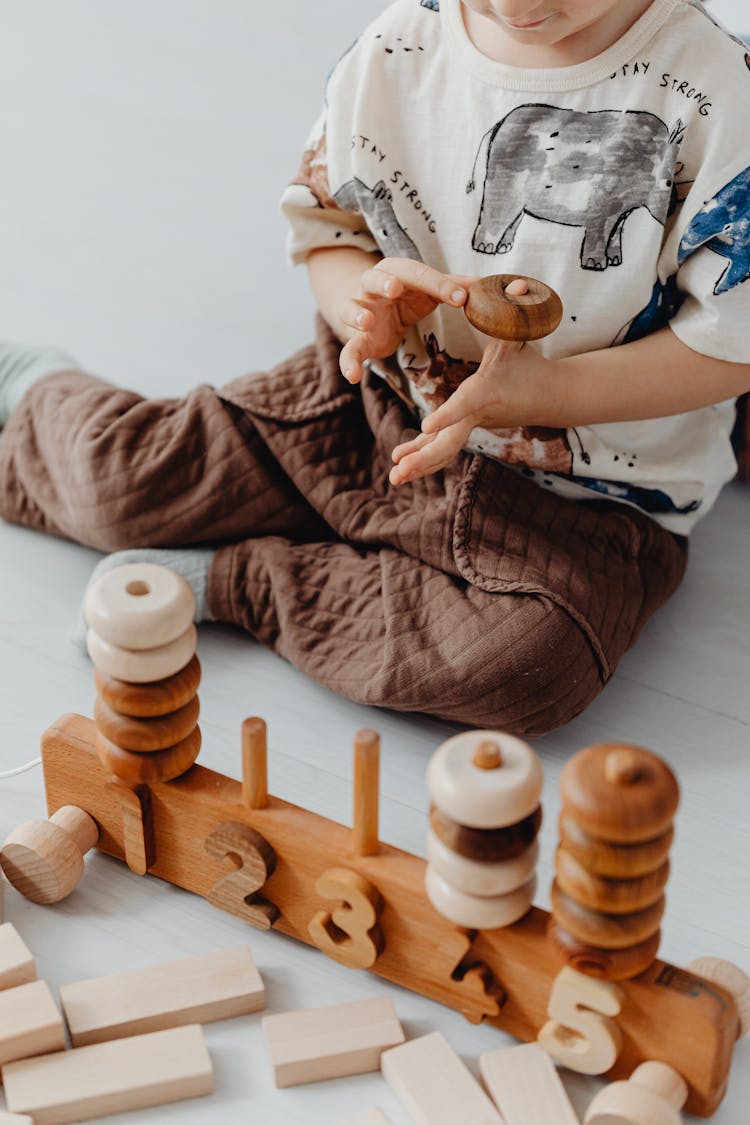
[72,547,216,653]
[0,343,80,426]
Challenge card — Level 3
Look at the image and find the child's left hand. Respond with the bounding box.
[389,336,557,487]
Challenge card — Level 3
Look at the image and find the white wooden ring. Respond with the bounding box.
[427,831,539,897]
[84,563,195,650]
[425,865,536,930]
[87,625,197,683]
[427,731,543,828]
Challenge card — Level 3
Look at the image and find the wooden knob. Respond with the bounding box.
[560,744,679,843]
[429,803,542,862]
[464,275,563,340]
[0,806,99,904]
[548,921,661,981]
[84,563,195,649]
[94,654,201,717]
[688,957,750,1038]
[87,625,197,683]
[559,812,673,878]
[427,731,543,828]
[584,1060,687,1125]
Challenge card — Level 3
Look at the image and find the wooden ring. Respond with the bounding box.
[558,811,673,878]
[94,655,201,718]
[94,695,200,752]
[429,803,542,862]
[427,832,538,897]
[551,880,665,949]
[425,866,536,930]
[95,726,201,783]
[547,921,662,981]
[427,731,543,828]
[555,847,670,915]
[464,275,563,341]
[84,563,195,649]
[87,625,197,684]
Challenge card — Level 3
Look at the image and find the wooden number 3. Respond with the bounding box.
[537,966,624,1075]
[205,821,279,931]
[308,867,385,969]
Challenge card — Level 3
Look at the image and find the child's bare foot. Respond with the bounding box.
[0,343,80,427]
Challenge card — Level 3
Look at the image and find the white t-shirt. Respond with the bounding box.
[280,0,750,533]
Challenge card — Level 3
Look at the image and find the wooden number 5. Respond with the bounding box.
[537,966,624,1075]
[205,821,279,931]
[308,867,385,969]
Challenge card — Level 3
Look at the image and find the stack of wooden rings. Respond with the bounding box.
[425,732,543,929]
[550,743,679,980]
[84,564,202,784]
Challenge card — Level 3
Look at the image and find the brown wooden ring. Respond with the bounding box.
[547,920,662,981]
[95,726,202,783]
[555,846,670,915]
[464,275,563,341]
[94,695,200,753]
[94,654,201,718]
[550,880,665,949]
[560,743,679,844]
[558,811,673,878]
[428,803,542,862]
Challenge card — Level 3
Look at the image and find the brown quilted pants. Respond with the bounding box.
[0,317,687,736]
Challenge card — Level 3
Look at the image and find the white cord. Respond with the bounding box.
[0,757,42,779]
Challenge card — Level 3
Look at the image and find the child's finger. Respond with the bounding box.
[340,299,375,334]
[505,278,529,296]
[389,423,470,486]
[339,334,373,383]
[420,377,486,436]
[362,261,470,308]
[391,431,435,464]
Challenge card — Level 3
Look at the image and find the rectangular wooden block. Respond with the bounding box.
[60,944,264,1046]
[381,1032,502,1125]
[3,1023,214,1125]
[0,980,66,1069]
[262,996,404,1088]
[341,1109,392,1125]
[0,925,36,991]
[479,1042,581,1124]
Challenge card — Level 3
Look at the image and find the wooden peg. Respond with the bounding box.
[687,957,750,1038]
[353,729,380,857]
[584,1060,688,1125]
[0,806,98,904]
[104,781,155,875]
[94,655,201,718]
[464,275,563,341]
[242,717,268,810]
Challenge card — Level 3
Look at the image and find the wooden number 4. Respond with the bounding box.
[205,821,279,930]
[308,867,385,969]
[537,966,624,1075]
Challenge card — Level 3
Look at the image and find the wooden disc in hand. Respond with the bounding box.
[464,275,563,340]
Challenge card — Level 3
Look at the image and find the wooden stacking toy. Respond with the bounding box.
[464,274,563,340]
[549,744,679,981]
[425,733,542,929]
[1,566,748,1118]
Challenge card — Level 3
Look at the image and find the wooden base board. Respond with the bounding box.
[40,714,739,1117]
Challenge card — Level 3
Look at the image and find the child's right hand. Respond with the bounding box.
[338,257,479,384]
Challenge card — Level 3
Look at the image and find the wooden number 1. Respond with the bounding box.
[205,821,279,930]
[537,966,624,1075]
[308,867,385,969]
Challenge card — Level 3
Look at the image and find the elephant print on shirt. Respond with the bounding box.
[678,167,750,294]
[335,177,422,260]
[467,104,684,271]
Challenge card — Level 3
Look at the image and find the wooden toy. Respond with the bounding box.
[425,732,542,929]
[4,566,747,1117]
[688,957,750,1038]
[0,806,98,904]
[2,1023,213,1124]
[83,563,195,650]
[0,925,35,991]
[86,624,197,683]
[479,1041,581,1125]
[59,944,265,1047]
[381,1031,502,1125]
[0,980,66,1068]
[464,275,563,340]
[583,1060,688,1125]
[261,996,404,1087]
[550,745,678,981]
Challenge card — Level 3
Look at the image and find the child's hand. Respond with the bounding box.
[338,258,479,384]
[390,334,557,487]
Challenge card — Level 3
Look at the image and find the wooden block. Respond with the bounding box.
[479,1042,580,1124]
[262,996,404,1088]
[3,1023,213,1124]
[60,945,264,1046]
[0,925,35,991]
[381,1032,502,1125]
[0,980,66,1068]
[341,1110,392,1125]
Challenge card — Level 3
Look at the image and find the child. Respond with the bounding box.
[1,0,748,736]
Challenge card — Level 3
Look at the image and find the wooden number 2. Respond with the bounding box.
[537,966,624,1075]
[205,821,279,931]
[307,867,385,969]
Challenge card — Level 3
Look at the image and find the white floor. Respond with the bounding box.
[0,2,748,1123]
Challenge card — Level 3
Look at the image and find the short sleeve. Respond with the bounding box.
[279,44,380,268]
[668,164,750,364]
